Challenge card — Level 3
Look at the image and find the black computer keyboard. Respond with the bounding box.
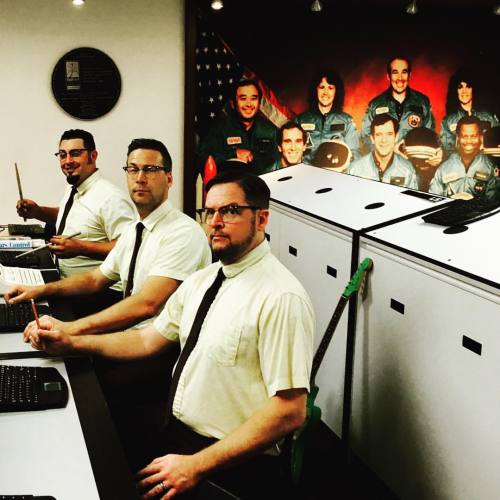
[0,495,56,499]
[0,364,68,413]
[422,198,500,227]
[0,250,42,268]
[0,303,50,333]
[7,224,45,237]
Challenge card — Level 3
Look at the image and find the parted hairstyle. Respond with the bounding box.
[445,68,477,115]
[59,129,96,151]
[307,69,345,113]
[370,113,400,136]
[233,79,262,102]
[278,121,307,144]
[386,56,412,76]
[205,171,270,209]
[127,138,172,172]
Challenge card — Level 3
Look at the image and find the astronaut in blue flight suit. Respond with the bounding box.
[429,115,494,199]
[440,68,499,158]
[297,69,360,164]
[347,113,418,189]
[361,56,435,152]
[262,121,307,174]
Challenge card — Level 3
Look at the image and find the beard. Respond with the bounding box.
[211,219,257,264]
[66,174,80,186]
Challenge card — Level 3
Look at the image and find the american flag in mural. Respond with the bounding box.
[194,22,294,140]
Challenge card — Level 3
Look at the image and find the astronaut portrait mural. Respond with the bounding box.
[194,3,500,201]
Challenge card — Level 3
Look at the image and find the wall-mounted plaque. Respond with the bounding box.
[51,47,121,120]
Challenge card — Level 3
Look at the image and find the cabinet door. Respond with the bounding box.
[352,243,500,500]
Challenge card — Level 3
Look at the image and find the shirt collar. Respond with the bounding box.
[221,239,270,279]
[140,199,173,232]
[75,170,100,195]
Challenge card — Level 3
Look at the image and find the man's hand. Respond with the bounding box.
[4,284,43,304]
[235,148,254,163]
[136,454,203,499]
[49,235,83,258]
[16,199,40,219]
[425,147,443,167]
[24,315,74,355]
[23,315,68,345]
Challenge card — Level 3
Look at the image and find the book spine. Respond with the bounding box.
[0,240,33,249]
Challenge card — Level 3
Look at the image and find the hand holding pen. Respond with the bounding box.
[15,231,81,259]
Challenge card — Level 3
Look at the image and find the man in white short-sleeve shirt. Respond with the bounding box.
[16,129,135,280]
[6,138,211,336]
[24,171,314,499]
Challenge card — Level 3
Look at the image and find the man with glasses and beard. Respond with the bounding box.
[23,171,314,500]
[15,129,135,314]
[16,129,135,279]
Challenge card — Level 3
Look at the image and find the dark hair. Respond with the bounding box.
[233,79,262,102]
[205,171,270,209]
[278,121,307,144]
[370,113,399,135]
[445,68,476,115]
[386,56,412,76]
[60,129,96,151]
[308,69,345,112]
[456,115,482,136]
[127,138,172,172]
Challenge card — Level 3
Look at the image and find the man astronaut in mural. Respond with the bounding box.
[261,121,307,173]
[429,116,494,199]
[197,78,279,176]
[346,113,418,189]
[361,56,435,153]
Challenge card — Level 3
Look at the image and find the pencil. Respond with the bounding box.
[14,231,81,259]
[30,299,41,329]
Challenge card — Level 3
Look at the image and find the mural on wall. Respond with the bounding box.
[194,4,500,202]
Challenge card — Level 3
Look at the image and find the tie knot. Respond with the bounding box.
[136,222,145,234]
[215,267,226,283]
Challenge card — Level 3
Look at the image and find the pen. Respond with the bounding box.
[14,231,81,259]
[30,299,41,329]
[15,162,26,222]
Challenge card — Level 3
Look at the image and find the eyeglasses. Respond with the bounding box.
[54,148,89,160]
[122,165,167,176]
[198,204,260,224]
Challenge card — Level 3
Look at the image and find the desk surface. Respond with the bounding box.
[0,357,100,499]
[363,210,500,291]
[261,164,449,232]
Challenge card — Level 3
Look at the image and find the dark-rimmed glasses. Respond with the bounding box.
[122,166,167,176]
[198,204,261,224]
[54,149,89,160]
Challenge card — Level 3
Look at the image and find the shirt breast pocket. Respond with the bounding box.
[206,326,242,367]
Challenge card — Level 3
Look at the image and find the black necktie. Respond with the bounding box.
[57,186,78,235]
[165,267,226,423]
[124,222,145,297]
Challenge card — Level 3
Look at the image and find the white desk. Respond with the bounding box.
[261,164,449,435]
[0,357,100,499]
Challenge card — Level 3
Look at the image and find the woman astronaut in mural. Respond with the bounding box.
[440,68,499,158]
[297,69,360,168]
